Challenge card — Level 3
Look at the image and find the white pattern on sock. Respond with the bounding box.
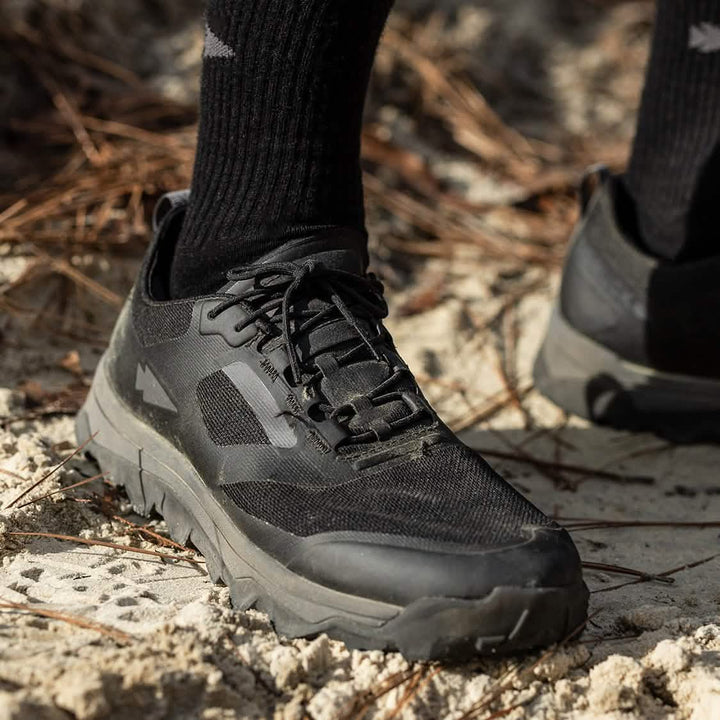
[689,22,720,53]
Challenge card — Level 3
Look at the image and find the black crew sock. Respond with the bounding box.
[624,0,720,262]
[170,0,393,298]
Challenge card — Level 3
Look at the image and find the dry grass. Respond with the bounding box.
[0,7,600,352]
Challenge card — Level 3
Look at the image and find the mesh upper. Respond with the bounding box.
[198,370,270,446]
[222,443,551,545]
[132,294,194,347]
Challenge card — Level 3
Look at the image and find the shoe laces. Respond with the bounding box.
[207,260,430,445]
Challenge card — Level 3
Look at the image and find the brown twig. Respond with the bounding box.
[29,247,123,307]
[450,385,534,433]
[559,517,720,531]
[456,609,601,720]
[0,598,130,643]
[341,668,425,720]
[113,515,197,554]
[592,553,720,594]
[4,434,96,510]
[381,667,429,720]
[14,473,106,510]
[6,531,204,567]
[383,666,443,720]
[0,468,28,482]
[487,427,573,490]
[473,449,654,485]
[36,69,104,166]
[581,560,674,584]
[495,306,533,430]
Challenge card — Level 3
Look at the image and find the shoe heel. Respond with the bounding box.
[535,308,720,441]
[534,308,655,428]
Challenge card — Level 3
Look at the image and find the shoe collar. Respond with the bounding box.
[150,189,369,298]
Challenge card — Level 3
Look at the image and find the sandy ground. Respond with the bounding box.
[1,251,720,720]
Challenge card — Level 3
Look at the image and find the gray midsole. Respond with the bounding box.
[537,309,720,413]
[79,354,402,626]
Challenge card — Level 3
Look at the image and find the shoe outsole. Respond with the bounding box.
[535,309,720,443]
[76,354,589,661]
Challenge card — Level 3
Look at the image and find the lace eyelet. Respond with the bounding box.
[307,404,326,422]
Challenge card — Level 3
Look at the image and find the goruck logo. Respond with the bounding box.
[204,24,236,59]
[689,23,720,53]
[136,363,177,413]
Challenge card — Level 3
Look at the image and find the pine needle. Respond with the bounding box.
[559,516,720,531]
[0,597,131,643]
[7,531,204,567]
[582,560,674,584]
[592,553,720,594]
[341,668,425,720]
[4,434,96,510]
[455,610,601,720]
[474,449,654,485]
[14,473,106,509]
[112,515,197,554]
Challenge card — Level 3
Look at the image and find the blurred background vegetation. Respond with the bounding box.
[0,0,652,414]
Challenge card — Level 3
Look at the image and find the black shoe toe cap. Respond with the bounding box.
[285,525,583,606]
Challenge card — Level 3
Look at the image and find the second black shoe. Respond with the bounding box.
[536,167,720,442]
[77,190,588,660]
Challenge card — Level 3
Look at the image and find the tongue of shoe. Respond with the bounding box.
[257,226,369,274]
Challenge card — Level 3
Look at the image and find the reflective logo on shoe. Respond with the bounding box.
[204,24,236,59]
[222,361,297,448]
[136,364,177,413]
[689,23,720,53]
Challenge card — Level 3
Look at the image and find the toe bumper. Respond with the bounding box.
[286,525,584,606]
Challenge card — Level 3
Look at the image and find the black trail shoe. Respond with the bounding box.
[536,167,720,442]
[78,190,588,660]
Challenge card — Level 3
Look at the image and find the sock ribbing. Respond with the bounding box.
[625,0,720,261]
[170,0,393,298]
